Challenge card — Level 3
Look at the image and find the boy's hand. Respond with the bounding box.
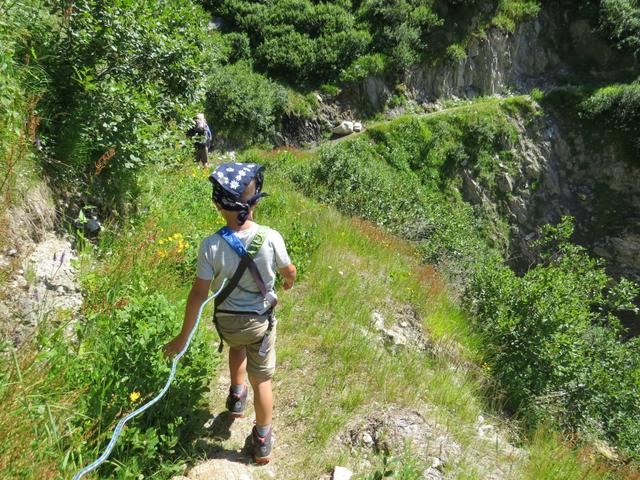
[163,335,187,359]
[279,264,297,291]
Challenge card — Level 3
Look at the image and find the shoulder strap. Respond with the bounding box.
[247,225,269,258]
[214,226,273,309]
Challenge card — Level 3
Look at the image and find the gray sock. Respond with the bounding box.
[256,424,270,437]
[231,384,244,394]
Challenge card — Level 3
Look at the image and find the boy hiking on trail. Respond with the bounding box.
[164,162,296,463]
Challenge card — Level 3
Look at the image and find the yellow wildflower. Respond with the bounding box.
[130,391,141,402]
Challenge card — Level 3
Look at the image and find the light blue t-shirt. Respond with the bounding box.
[196,223,291,315]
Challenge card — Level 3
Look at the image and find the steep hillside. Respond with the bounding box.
[4,154,634,479]
[2,1,640,479]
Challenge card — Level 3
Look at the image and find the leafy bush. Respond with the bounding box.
[467,217,640,458]
[597,0,640,57]
[358,0,443,70]
[40,0,212,205]
[205,62,288,145]
[581,82,640,160]
[210,0,371,85]
[339,53,388,85]
[68,285,217,477]
[492,0,541,32]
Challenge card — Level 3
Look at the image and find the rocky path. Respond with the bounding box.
[309,98,504,152]
[171,370,278,480]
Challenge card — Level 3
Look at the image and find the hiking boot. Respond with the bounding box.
[251,425,273,463]
[225,385,248,418]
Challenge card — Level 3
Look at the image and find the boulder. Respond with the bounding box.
[332,121,355,136]
[333,466,353,480]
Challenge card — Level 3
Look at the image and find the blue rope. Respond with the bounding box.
[72,281,227,480]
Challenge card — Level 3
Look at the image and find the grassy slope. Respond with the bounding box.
[1,150,628,479]
[133,157,617,479]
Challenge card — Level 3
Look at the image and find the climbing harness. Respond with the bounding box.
[71,280,227,480]
[213,225,278,357]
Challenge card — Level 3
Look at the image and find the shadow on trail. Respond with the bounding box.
[203,411,235,442]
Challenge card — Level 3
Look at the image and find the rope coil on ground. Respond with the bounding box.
[72,280,227,480]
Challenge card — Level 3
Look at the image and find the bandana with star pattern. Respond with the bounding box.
[209,162,267,225]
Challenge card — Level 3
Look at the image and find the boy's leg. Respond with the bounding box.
[249,373,273,463]
[248,374,272,426]
[228,346,247,385]
[227,346,248,416]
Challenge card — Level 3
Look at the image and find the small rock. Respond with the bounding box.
[353,122,363,133]
[56,286,65,294]
[333,466,353,480]
[362,431,374,446]
[372,311,385,331]
[497,172,514,193]
[8,248,17,257]
[16,269,24,275]
[423,467,445,480]
[85,217,101,236]
[386,328,407,346]
[477,423,496,439]
[429,457,444,470]
[332,121,355,135]
[399,321,408,328]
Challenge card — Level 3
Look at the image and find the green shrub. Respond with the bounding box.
[359,0,443,70]
[581,82,640,160]
[204,62,288,144]
[467,218,640,458]
[339,53,388,85]
[69,285,217,477]
[41,0,212,206]
[209,0,371,85]
[597,0,640,57]
[445,43,468,62]
[492,0,541,32]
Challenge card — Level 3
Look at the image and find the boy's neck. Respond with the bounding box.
[226,219,256,232]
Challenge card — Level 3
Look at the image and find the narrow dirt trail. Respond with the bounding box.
[171,369,278,480]
[309,98,504,152]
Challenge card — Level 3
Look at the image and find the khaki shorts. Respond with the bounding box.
[216,315,276,380]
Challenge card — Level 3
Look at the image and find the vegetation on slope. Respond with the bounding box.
[3,156,633,478]
[201,0,541,87]
[276,99,640,461]
[2,0,640,478]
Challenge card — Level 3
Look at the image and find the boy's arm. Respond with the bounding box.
[279,263,297,290]
[164,276,211,358]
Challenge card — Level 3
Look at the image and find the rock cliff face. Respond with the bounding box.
[0,183,83,347]
[458,107,640,283]
[361,4,637,109]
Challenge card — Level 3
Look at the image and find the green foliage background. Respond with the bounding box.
[275,100,640,460]
[2,0,640,476]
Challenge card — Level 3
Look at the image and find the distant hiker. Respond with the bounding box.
[186,113,213,167]
[164,162,296,464]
